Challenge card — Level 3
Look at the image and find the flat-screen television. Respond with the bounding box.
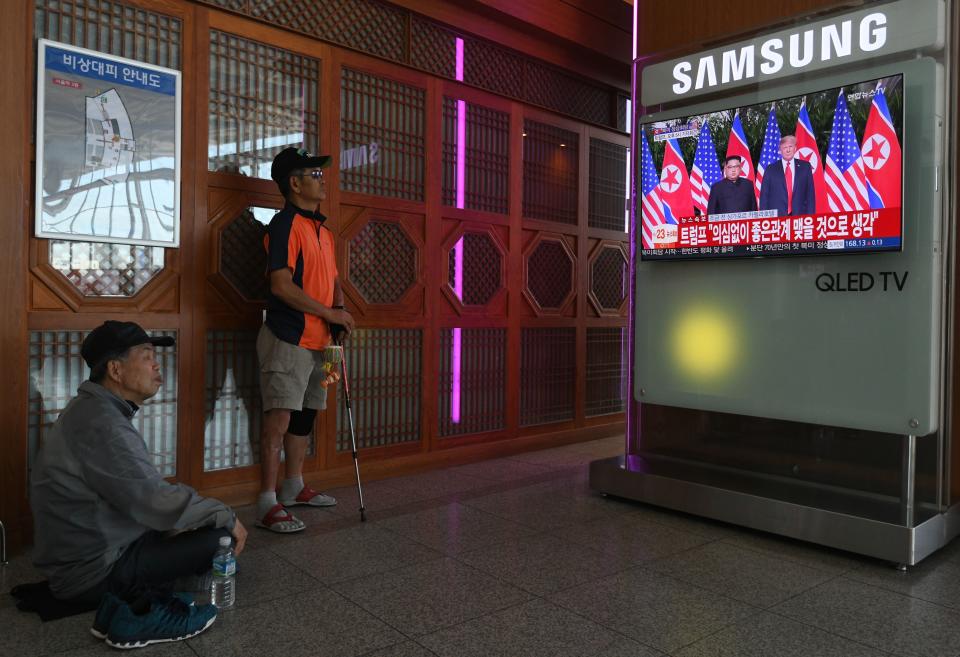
[638,74,903,260]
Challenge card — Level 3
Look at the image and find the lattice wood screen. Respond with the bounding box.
[28,330,178,477]
[523,120,579,224]
[194,0,624,130]
[208,30,320,178]
[527,239,574,310]
[348,220,418,305]
[520,328,576,426]
[464,38,524,99]
[48,242,165,297]
[524,65,610,127]
[336,329,422,450]
[409,16,456,79]
[204,330,262,471]
[201,0,245,8]
[447,232,502,307]
[34,0,181,69]
[340,68,425,201]
[438,328,506,437]
[25,0,630,489]
[586,328,627,416]
[442,97,510,214]
[251,0,407,62]
[220,207,269,301]
[591,246,627,312]
[589,139,628,232]
[34,0,181,297]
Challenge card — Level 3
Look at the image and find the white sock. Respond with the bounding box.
[258,491,278,518]
[281,476,304,500]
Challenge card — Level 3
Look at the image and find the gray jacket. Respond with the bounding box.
[31,381,235,599]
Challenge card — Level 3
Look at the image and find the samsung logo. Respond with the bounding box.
[672,14,887,95]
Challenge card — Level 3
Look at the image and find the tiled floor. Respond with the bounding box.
[5,435,960,656]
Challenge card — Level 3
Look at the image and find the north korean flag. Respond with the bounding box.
[861,85,901,209]
[659,138,694,221]
[725,111,755,184]
[794,99,829,214]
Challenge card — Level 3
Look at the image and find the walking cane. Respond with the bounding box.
[334,329,367,522]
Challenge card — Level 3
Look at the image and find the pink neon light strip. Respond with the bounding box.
[452,237,464,423]
[456,100,466,207]
[627,1,638,456]
[451,37,466,424]
[455,37,464,82]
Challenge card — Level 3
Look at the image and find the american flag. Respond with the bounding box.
[690,121,722,214]
[640,130,665,249]
[825,89,869,211]
[755,103,781,202]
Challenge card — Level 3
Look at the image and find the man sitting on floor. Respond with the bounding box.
[29,321,247,648]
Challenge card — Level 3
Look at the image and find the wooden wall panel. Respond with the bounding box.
[1,0,639,552]
[417,0,631,63]
[636,0,856,57]
[0,0,29,552]
[366,0,630,89]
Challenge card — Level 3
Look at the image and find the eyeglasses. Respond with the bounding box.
[300,170,325,180]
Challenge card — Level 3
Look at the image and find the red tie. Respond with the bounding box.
[785,161,793,215]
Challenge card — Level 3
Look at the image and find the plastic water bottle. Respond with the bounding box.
[210,536,236,609]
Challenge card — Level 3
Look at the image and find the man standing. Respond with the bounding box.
[759,135,816,216]
[256,147,355,533]
[707,155,757,214]
[30,321,246,647]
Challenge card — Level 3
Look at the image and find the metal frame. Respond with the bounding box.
[591,454,960,566]
[35,39,182,247]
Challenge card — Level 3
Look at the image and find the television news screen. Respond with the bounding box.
[638,74,903,260]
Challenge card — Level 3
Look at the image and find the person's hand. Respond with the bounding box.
[328,308,355,334]
[231,518,248,555]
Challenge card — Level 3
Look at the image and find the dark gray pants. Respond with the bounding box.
[70,526,231,606]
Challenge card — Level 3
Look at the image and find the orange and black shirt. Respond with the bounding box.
[264,203,338,350]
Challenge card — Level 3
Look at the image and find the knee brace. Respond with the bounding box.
[287,408,317,436]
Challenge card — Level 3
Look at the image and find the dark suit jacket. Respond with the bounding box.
[759,159,815,216]
[707,178,757,214]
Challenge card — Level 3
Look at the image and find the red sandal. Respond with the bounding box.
[279,485,337,508]
[254,503,306,533]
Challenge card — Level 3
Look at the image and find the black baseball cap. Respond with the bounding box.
[270,147,332,184]
[81,321,175,369]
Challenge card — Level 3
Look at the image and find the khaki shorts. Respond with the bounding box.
[256,324,329,412]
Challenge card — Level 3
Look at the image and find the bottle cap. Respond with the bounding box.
[219,536,232,547]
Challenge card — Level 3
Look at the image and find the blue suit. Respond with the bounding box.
[759,159,816,216]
